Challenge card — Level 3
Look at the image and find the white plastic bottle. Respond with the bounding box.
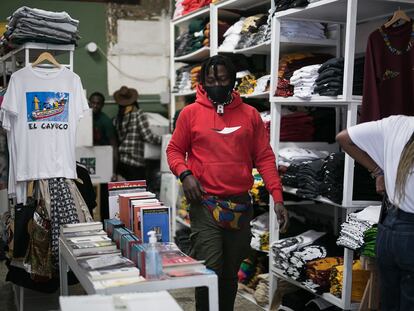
[145,230,163,279]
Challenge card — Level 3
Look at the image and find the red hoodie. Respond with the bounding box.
[166,85,283,203]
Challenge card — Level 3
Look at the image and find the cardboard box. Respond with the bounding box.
[144,113,169,160]
[76,108,93,147]
[76,146,113,184]
[160,173,178,209]
[160,134,172,173]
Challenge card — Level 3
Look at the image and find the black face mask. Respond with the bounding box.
[204,85,233,104]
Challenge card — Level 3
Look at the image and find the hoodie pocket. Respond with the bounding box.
[199,162,252,193]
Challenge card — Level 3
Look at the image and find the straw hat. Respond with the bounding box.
[113,86,138,106]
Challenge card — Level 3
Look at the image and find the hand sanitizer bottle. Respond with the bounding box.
[145,230,163,280]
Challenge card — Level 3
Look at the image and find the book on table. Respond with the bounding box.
[62,229,108,239]
[61,221,103,233]
[64,235,112,245]
[88,266,140,281]
[78,254,136,271]
[75,249,121,260]
[140,206,171,243]
[92,276,145,289]
[108,180,147,219]
[67,240,117,256]
[119,192,156,229]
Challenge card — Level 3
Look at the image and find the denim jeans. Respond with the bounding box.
[377,208,414,311]
[189,194,253,311]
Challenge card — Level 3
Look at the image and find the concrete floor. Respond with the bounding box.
[0,261,263,311]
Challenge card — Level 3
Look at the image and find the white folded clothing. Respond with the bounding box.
[278,147,329,162]
[253,75,271,93]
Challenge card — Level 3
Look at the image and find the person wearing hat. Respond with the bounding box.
[113,86,162,181]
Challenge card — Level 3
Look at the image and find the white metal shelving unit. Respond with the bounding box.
[268,0,413,310]
[0,42,75,86]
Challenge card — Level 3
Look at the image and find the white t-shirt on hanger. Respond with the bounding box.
[1,66,89,182]
[348,115,414,213]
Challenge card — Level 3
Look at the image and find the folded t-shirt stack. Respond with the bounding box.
[336,205,381,250]
[290,64,322,99]
[353,57,365,95]
[318,152,344,203]
[278,147,328,169]
[281,20,327,40]
[173,65,193,93]
[315,57,344,96]
[362,226,377,258]
[3,6,79,46]
[250,212,270,252]
[237,73,257,95]
[271,230,327,281]
[330,260,370,302]
[219,17,245,52]
[280,111,315,141]
[174,0,212,18]
[175,18,208,57]
[276,53,332,97]
[236,14,271,50]
[275,0,310,12]
[306,257,344,293]
[190,65,202,89]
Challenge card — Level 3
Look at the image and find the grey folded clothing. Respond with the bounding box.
[8,6,79,28]
[16,23,78,41]
[10,29,75,44]
[17,17,78,34]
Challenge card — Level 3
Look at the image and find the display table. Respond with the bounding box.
[60,291,183,311]
[59,238,219,311]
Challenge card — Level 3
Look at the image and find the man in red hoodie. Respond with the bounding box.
[167,55,288,311]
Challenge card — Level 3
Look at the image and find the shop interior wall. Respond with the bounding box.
[0,0,108,97]
[0,1,168,119]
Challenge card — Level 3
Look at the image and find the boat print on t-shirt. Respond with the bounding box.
[26,91,69,122]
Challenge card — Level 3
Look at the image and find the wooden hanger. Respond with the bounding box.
[31,51,61,68]
[384,8,411,28]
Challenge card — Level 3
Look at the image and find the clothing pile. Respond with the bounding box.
[329,260,370,302]
[281,20,327,40]
[306,257,344,293]
[352,57,365,95]
[278,147,329,170]
[219,18,245,52]
[260,111,271,139]
[173,0,213,19]
[318,152,344,203]
[236,14,271,50]
[361,226,377,258]
[276,53,332,97]
[219,14,271,52]
[290,64,322,98]
[271,230,327,281]
[173,65,193,93]
[251,168,269,206]
[275,0,310,12]
[254,75,271,94]
[336,205,381,251]
[251,212,270,252]
[281,151,379,204]
[236,73,257,95]
[315,58,344,96]
[238,252,268,290]
[280,111,315,141]
[175,19,208,57]
[236,72,271,96]
[190,65,202,89]
[2,6,79,47]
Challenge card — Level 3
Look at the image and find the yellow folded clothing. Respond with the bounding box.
[329,260,370,302]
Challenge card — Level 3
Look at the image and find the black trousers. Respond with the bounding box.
[117,162,146,181]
